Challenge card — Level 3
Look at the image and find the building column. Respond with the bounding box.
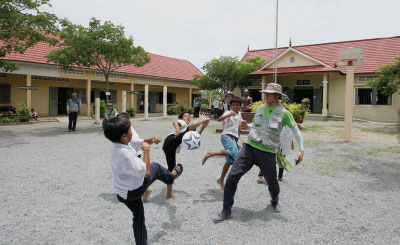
[130,83,134,108]
[233,87,241,97]
[261,76,267,101]
[144,84,149,120]
[163,86,167,118]
[208,90,212,108]
[189,88,192,107]
[86,79,91,116]
[26,74,32,108]
[121,91,126,113]
[344,66,355,141]
[322,73,328,117]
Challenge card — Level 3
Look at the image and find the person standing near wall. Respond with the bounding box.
[66,92,81,132]
[193,96,201,118]
[213,99,220,120]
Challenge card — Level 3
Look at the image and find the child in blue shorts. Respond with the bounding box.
[202,97,247,189]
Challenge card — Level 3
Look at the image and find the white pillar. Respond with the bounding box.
[95,98,100,124]
[26,74,32,108]
[344,66,355,141]
[322,73,328,117]
[130,83,134,108]
[86,79,91,116]
[144,84,149,120]
[122,91,126,113]
[208,90,212,108]
[261,76,267,101]
[163,86,167,118]
[189,88,192,107]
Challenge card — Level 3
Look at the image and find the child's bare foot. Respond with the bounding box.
[278,178,286,183]
[216,178,224,190]
[143,188,152,200]
[202,151,210,165]
[165,193,175,199]
[257,176,264,184]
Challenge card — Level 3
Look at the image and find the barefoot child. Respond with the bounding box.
[104,116,183,245]
[202,97,246,189]
[162,112,209,199]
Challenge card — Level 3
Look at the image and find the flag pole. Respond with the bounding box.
[274,0,279,84]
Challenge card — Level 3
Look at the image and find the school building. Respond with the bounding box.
[0,41,202,116]
[240,36,400,123]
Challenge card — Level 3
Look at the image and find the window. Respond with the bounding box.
[95,72,130,80]
[62,69,85,76]
[355,88,392,105]
[158,92,176,104]
[0,84,11,103]
[137,76,162,84]
[358,75,377,83]
[297,80,310,85]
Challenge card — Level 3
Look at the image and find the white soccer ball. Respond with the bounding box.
[182,131,201,150]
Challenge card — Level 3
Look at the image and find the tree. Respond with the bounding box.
[0,0,58,71]
[192,56,264,94]
[47,18,150,103]
[368,55,400,96]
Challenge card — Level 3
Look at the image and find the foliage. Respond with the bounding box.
[0,0,58,72]
[17,103,30,122]
[251,100,266,112]
[201,103,209,109]
[47,18,150,103]
[0,117,18,124]
[126,107,136,117]
[367,56,400,96]
[167,104,193,115]
[192,56,264,93]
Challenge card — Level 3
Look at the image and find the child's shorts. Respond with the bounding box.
[221,134,238,164]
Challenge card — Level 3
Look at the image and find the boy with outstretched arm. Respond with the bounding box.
[202,96,247,189]
[104,116,183,245]
[214,83,304,223]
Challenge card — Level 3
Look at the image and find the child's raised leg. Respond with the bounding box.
[202,150,230,165]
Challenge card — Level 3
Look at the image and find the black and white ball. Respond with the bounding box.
[182,131,201,150]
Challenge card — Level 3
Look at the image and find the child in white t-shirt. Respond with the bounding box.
[162,111,209,199]
[202,97,247,189]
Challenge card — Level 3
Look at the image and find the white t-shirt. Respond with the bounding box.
[111,142,146,199]
[221,110,242,138]
[169,119,188,136]
[213,100,220,109]
[130,126,143,156]
[280,126,293,155]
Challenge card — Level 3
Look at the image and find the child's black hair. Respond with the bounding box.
[117,112,129,120]
[178,111,189,119]
[230,96,242,106]
[103,116,131,143]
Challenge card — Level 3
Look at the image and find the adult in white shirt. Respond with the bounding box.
[104,116,183,245]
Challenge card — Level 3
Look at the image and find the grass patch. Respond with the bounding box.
[304,139,323,148]
[326,115,344,120]
[359,128,398,135]
[312,155,360,175]
[366,146,400,156]
[302,125,326,132]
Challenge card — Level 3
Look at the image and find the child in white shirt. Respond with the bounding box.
[202,97,247,189]
[104,116,183,245]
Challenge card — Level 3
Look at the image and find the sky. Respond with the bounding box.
[41,0,400,71]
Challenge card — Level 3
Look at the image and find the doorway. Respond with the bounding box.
[293,86,314,112]
[58,87,74,114]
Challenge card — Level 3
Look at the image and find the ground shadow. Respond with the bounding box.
[231,206,288,223]
[98,193,119,204]
[192,188,222,204]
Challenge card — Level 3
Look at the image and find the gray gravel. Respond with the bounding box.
[0,116,399,245]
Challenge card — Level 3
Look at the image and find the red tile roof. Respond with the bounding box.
[242,36,400,75]
[2,41,203,81]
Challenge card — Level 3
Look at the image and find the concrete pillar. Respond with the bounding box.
[122,91,126,113]
[261,76,267,101]
[189,88,192,107]
[208,90,212,108]
[163,86,167,118]
[26,74,32,108]
[344,66,355,141]
[144,84,149,120]
[86,79,91,116]
[322,73,328,117]
[130,83,134,108]
[95,98,100,124]
[233,87,241,97]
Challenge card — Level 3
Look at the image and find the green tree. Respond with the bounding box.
[0,0,58,71]
[192,56,264,94]
[368,55,400,96]
[47,18,150,103]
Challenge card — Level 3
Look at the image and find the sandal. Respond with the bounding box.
[173,164,183,179]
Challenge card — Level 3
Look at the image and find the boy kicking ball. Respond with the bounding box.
[104,116,183,244]
[202,97,247,190]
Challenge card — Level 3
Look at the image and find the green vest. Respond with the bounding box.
[248,104,286,150]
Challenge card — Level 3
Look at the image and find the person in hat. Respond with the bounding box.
[213,83,304,223]
[223,92,233,113]
[66,92,81,131]
[105,102,118,120]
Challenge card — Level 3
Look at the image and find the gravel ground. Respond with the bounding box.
[0,116,399,245]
